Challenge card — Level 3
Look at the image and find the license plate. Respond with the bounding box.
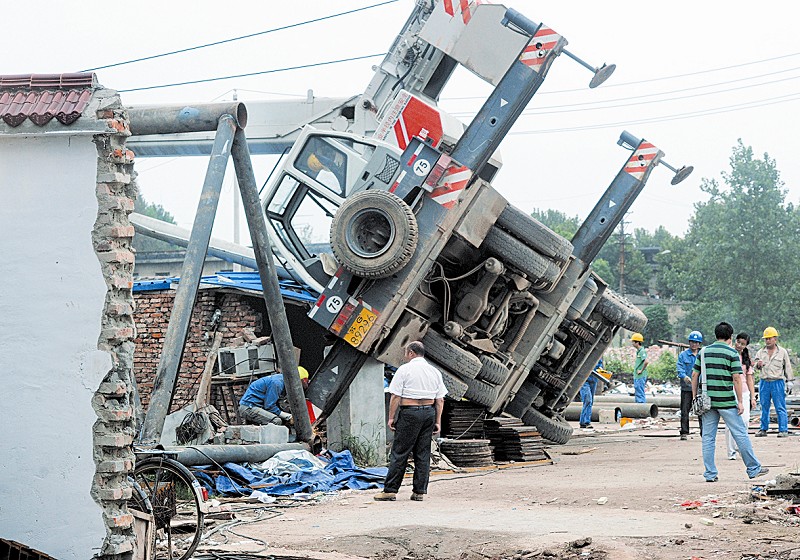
[345,307,378,347]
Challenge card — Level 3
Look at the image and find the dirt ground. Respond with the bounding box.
[203,417,800,560]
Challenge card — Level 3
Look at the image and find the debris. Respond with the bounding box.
[699,518,714,526]
[596,497,608,505]
[685,523,692,529]
[569,537,592,548]
[561,447,598,456]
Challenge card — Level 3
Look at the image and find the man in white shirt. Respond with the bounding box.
[374,341,447,502]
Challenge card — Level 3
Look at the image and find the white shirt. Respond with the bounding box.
[388,357,447,400]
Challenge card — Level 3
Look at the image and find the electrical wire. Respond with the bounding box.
[508,91,800,135]
[119,52,386,93]
[79,0,400,72]
[442,51,800,100]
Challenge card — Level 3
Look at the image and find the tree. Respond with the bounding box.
[642,304,672,346]
[663,141,800,339]
[132,194,182,253]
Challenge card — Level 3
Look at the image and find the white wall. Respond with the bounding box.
[0,134,110,559]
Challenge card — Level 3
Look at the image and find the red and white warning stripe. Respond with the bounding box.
[624,142,659,180]
[442,0,485,25]
[429,165,471,208]
[519,25,561,73]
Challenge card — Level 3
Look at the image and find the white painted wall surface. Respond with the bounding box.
[0,135,110,559]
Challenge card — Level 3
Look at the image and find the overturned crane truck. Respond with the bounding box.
[260,3,693,444]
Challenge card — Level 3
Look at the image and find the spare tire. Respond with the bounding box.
[330,190,418,278]
[477,355,511,385]
[441,370,468,400]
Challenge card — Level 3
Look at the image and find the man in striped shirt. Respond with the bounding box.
[692,322,768,482]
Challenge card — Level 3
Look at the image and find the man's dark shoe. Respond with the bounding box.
[777,432,789,438]
[750,467,770,479]
[374,492,397,501]
[705,477,718,482]
[410,493,424,501]
[579,424,588,428]
[680,434,687,441]
[755,430,768,437]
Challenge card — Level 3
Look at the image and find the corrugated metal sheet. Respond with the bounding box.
[133,271,319,304]
[0,73,96,128]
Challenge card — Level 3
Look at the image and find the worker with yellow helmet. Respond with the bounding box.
[239,366,310,426]
[753,327,794,437]
[631,332,649,403]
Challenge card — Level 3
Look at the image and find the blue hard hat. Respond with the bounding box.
[688,331,703,342]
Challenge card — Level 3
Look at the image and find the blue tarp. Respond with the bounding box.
[192,449,387,497]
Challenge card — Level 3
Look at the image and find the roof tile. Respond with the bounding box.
[0,72,97,128]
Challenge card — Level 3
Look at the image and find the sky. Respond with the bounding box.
[6,1,800,243]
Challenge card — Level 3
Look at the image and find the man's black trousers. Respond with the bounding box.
[383,405,435,494]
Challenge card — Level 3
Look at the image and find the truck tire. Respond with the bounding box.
[423,330,481,381]
[330,190,418,279]
[595,289,647,332]
[441,370,468,400]
[464,378,500,407]
[495,204,573,263]
[482,227,560,285]
[477,355,511,385]
[522,407,573,445]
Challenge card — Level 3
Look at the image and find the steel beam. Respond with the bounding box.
[231,127,314,444]
[139,114,237,443]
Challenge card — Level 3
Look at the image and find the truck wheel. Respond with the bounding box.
[482,227,560,285]
[330,190,418,279]
[495,204,573,263]
[477,355,511,385]
[595,288,647,332]
[441,370,468,400]
[522,407,573,444]
[423,330,482,381]
[464,378,500,407]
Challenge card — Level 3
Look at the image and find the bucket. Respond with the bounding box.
[620,417,633,427]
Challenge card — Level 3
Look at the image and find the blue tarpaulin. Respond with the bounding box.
[192,449,387,497]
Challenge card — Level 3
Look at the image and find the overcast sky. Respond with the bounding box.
[6,1,799,243]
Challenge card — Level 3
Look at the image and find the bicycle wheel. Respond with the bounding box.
[131,457,205,560]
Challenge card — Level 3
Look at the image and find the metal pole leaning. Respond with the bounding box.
[230,127,313,444]
[139,114,237,444]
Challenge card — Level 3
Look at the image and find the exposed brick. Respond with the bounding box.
[98,486,133,501]
[95,433,134,448]
[109,225,135,238]
[110,275,133,290]
[96,407,134,422]
[101,326,135,341]
[97,381,128,395]
[98,249,135,264]
[97,459,134,474]
[104,513,134,529]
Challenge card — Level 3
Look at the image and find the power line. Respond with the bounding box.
[441,51,800,100]
[507,92,800,135]
[449,65,800,117]
[79,0,399,72]
[118,53,385,93]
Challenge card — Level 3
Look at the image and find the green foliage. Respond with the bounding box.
[132,193,182,253]
[603,356,632,376]
[647,351,677,382]
[662,140,800,342]
[530,208,580,240]
[642,305,673,346]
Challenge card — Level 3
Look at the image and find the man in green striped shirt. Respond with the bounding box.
[692,322,768,482]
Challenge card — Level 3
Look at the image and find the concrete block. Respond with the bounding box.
[259,424,289,444]
[598,408,617,424]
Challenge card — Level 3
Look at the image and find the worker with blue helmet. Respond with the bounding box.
[677,331,703,439]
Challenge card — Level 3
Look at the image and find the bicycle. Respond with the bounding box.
[129,450,207,560]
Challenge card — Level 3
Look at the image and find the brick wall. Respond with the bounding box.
[133,290,263,412]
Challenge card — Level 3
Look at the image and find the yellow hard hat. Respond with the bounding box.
[762,327,779,339]
[631,332,644,342]
[297,366,309,380]
[307,153,326,173]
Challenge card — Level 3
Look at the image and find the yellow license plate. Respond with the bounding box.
[345,308,378,347]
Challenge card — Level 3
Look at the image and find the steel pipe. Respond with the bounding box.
[129,102,247,136]
[595,395,681,408]
[161,443,307,467]
[139,114,237,444]
[791,416,800,427]
[231,127,313,444]
[565,402,658,421]
[564,405,620,423]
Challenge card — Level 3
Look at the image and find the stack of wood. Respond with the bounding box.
[442,401,486,440]
[484,417,550,462]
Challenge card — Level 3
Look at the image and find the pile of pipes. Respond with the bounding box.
[564,394,674,423]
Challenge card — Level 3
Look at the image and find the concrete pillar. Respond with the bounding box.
[326,358,387,466]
